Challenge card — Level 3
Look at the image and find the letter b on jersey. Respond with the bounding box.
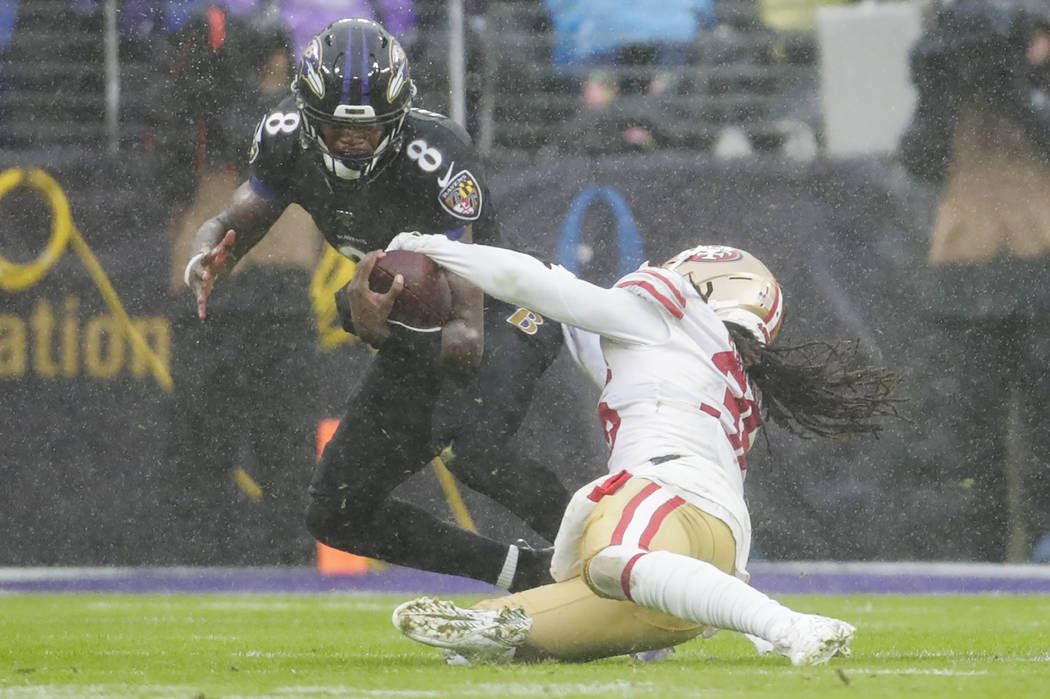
[506,307,544,335]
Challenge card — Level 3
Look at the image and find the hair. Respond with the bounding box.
[725,323,905,440]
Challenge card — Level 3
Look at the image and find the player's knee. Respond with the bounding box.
[584,545,647,602]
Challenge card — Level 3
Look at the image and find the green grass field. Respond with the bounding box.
[1,593,1047,698]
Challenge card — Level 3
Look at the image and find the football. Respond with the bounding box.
[368,250,452,332]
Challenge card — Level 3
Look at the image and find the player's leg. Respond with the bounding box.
[926,316,1012,560]
[305,332,536,585]
[437,300,571,543]
[394,476,728,662]
[580,477,854,666]
[493,477,729,661]
[399,476,852,665]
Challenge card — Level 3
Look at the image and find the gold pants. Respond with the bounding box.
[475,477,737,662]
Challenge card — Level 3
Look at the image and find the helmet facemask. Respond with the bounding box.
[298,105,410,180]
[293,19,414,181]
[662,245,784,343]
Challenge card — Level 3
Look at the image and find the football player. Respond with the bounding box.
[183,19,568,591]
[388,234,901,664]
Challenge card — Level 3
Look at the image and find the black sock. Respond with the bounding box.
[509,545,555,593]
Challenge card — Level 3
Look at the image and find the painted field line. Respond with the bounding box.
[1,561,1049,594]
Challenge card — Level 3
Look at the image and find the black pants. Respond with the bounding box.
[306,299,569,583]
[926,314,1050,561]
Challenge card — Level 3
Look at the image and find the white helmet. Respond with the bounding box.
[662,245,784,343]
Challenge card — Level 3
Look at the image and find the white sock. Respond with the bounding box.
[495,544,519,590]
[627,550,797,641]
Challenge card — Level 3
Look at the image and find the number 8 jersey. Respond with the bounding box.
[247,96,501,261]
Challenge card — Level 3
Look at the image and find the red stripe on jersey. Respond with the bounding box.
[638,495,685,549]
[700,403,721,419]
[621,551,647,601]
[634,269,686,307]
[616,280,684,319]
[588,470,633,502]
[610,482,662,544]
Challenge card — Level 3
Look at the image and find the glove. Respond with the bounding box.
[386,231,426,252]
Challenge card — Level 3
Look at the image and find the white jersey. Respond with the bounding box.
[593,266,760,573]
[601,265,762,473]
[387,234,763,574]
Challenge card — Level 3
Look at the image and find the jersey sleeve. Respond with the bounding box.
[405,113,495,240]
[388,233,667,344]
[246,108,299,208]
[613,267,690,320]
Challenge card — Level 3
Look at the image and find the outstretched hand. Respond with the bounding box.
[185,229,236,320]
[345,250,404,347]
[386,231,426,252]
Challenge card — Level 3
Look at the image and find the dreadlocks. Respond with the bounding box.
[725,323,904,439]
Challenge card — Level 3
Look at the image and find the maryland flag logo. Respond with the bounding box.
[438,170,482,221]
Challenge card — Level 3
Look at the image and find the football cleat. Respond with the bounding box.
[392,596,532,664]
[772,614,855,666]
[628,646,676,662]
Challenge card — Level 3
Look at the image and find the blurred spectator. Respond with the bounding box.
[541,0,715,154]
[118,1,416,58]
[0,3,15,52]
[142,2,293,218]
[152,2,328,564]
[0,2,16,144]
[259,0,417,58]
[544,0,715,98]
[757,0,847,34]
[899,0,1050,562]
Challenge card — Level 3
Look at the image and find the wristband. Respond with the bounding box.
[183,252,206,289]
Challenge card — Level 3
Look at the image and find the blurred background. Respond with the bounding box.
[3,0,1050,571]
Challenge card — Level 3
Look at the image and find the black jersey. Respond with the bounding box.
[247,96,501,260]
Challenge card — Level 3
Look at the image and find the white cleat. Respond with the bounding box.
[392,596,532,664]
[773,614,856,666]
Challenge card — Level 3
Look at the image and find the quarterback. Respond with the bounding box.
[183,19,568,591]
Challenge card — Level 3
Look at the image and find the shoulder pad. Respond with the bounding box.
[615,267,688,320]
[407,107,472,144]
[400,112,486,221]
[248,101,302,171]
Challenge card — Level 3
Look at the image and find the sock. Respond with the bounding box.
[496,545,519,590]
[626,550,798,641]
[508,545,555,592]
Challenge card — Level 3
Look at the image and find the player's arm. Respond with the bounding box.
[389,233,665,344]
[439,223,484,375]
[184,182,284,319]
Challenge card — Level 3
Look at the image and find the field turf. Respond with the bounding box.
[1,593,1047,698]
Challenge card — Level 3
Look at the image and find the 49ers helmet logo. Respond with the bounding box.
[686,246,743,262]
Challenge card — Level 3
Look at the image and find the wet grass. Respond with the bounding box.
[0,593,1047,697]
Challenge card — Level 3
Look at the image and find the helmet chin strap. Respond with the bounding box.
[713,306,770,345]
[323,154,364,180]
